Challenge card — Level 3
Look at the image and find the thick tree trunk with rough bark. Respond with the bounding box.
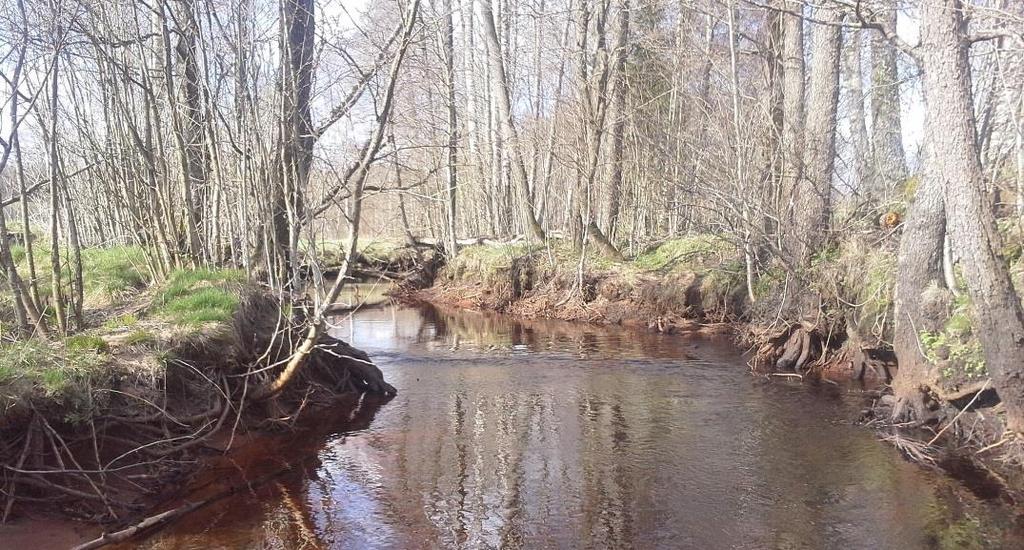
[891,168,946,421]
[790,6,841,266]
[779,0,804,257]
[919,0,1024,433]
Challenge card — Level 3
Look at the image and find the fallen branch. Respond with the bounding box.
[70,462,298,550]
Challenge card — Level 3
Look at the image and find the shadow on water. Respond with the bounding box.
[133,302,1024,549]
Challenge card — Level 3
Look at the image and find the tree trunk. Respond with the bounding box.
[442,0,459,257]
[891,164,946,421]
[478,0,545,241]
[780,0,804,257]
[277,0,316,285]
[791,5,841,266]
[605,0,630,241]
[868,0,907,202]
[920,0,1024,433]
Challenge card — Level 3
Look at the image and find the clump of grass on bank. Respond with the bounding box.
[633,235,737,272]
[82,246,150,302]
[152,268,246,328]
[3,244,151,307]
[444,242,542,284]
[0,338,109,420]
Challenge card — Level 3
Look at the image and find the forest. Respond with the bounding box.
[1,0,1024,547]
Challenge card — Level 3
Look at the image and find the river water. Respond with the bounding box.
[133,302,1022,549]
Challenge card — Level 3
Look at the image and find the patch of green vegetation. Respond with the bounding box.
[153,268,245,327]
[934,514,987,550]
[81,246,150,300]
[103,313,139,329]
[66,334,109,353]
[124,329,157,346]
[902,175,921,202]
[0,338,107,412]
[6,244,150,306]
[9,244,26,265]
[921,293,987,380]
[752,266,786,298]
[445,243,542,284]
[699,259,746,311]
[633,235,737,272]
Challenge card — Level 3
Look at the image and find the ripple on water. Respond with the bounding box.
[133,303,1024,550]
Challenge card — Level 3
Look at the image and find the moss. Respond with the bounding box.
[902,175,921,202]
[921,293,987,381]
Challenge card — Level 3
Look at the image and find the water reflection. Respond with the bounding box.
[137,304,1023,549]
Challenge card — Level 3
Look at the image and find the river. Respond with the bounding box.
[131,301,1021,549]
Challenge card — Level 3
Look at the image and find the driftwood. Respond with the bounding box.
[70,463,296,550]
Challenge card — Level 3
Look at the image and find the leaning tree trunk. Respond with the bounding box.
[919,0,1024,433]
[478,0,546,241]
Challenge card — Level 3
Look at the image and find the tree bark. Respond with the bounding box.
[791,5,841,266]
[868,0,907,202]
[919,0,1024,432]
[478,0,546,241]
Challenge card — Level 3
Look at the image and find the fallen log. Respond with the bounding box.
[71,463,297,550]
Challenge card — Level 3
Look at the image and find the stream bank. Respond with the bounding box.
[0,263,394,537]
[390,235,1024,503]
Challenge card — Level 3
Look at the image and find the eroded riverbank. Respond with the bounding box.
[103,302,1024,548]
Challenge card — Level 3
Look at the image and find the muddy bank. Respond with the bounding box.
[108,302,1024,548]
[0,282,394,544]
[393,239,1023,502]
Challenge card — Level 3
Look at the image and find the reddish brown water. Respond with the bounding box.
[118,303,1022,548]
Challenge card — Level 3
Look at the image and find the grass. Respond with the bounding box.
[444,242,542,284]
[0,339,108,419]
[152,268,246,327]
[3,244,151,306]
[633,235,737,272]
[123,329,157,346]
[81,246,150,301]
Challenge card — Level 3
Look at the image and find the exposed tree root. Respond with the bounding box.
[0,287,395,525]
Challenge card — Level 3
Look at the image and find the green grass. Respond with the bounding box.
[103,313,139,329]
[633,235,737,272]
[152,268,246,327]
[444,242,542,284]
[123,329,157,346]
[66,334,110,353]
[81,246,150,300]
[0,339,107,408]
[4,244,151,305]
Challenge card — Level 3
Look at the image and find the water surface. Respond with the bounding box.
[137,302,1022,549]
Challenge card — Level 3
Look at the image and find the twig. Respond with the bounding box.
[928,380,991,446]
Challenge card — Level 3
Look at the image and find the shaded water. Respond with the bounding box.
[136,302,1022,549]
